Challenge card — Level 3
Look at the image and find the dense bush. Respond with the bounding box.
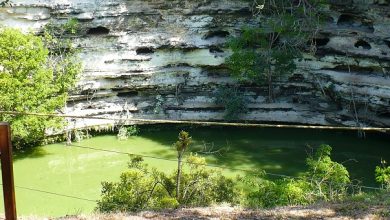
[215,87,248,120]
[240,145,350,207]
[97,156,177,212]
[97,154,237,212]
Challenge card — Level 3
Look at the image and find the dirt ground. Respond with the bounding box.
[54,202,389,220]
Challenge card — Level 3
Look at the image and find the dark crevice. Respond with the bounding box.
[378,110,390,118]
[209,46,224,53]
[164,63,192,68]
[354,40,371,50]
[312,38,330,47]
[204,30,230,39]
[117,91,139,97]
[337,14,374,33]
[136,47,155,55]
[337,14,355,26]
[87,26,110,35]
[325,65,376,73]
[384,40,390,49]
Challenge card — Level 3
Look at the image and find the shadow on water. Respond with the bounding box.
[139,125,390,186]
[13,146,51,161]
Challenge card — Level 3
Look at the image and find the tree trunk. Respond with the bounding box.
[176,152,183,201]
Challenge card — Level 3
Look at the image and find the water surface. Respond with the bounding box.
[1,126,389,217]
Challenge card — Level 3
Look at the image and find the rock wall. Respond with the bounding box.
[1,0,390,128]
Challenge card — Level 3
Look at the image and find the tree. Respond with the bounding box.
[227,0,325,102]
[174,130,192,201]
[0,28,80,148]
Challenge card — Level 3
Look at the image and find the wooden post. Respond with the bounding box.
[0,123,17,220]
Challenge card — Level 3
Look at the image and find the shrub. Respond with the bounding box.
[240,145,350,208]
[240,173,312,208]
[375,159,390,190]
[117,125,139,140]
[96,154,237,212]
[306,144,350,200]
[215,87,248,120]
[97,156,176,212]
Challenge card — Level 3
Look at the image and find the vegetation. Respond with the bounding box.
[240,145,350,208]
[174,131,192,201]
[97,131,359,213]
[117,125,139,140]
[226,0,325,102]
[0,27,81,149]
[375,159,390,190]
[97,154,235,212]
[215,87,247,120]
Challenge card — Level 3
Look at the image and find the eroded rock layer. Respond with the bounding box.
[1,0,390,128]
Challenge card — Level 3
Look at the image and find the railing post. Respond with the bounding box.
[0,123,17,220]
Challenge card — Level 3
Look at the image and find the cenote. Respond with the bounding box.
[1,125,389,217]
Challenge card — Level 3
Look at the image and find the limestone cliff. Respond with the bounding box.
[1,0,390,128]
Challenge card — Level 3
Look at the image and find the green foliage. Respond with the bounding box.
[215,87,247,120]
[97,156,176,212]
[96,154,237,212]
[0,28,81,148]
[375,159,390,190]
[153,94,165,114]
[306,144,350,200]
[62,18,80,35]
[117,125,139,141]
[242,174,313,208]
[97,139,352,212]
[73,129,91,142]
[174,130,192,153]
[227,0,325,102]
[175,154,236,205]
[240,145,350,208]
[44,18,80,36]
[174,130,192,200]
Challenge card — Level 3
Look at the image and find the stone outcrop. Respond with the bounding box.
[1,0,390,128]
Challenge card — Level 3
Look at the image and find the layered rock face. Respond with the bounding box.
[1,0,390,128]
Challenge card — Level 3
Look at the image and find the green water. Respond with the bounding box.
[1,126,389,217]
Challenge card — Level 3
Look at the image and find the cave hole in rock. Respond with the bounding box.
[384,40,390,49]
[209,46,224,53]
[136,47,155,55]
[354,40,371,50]
[204,30,230,39]
[337,14,355,26]
[87,26,110,35]
[312,38,330,47]
[117,91,139,97]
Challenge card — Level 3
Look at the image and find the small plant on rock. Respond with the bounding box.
[117,125,139,140]
[215,87,248,120]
